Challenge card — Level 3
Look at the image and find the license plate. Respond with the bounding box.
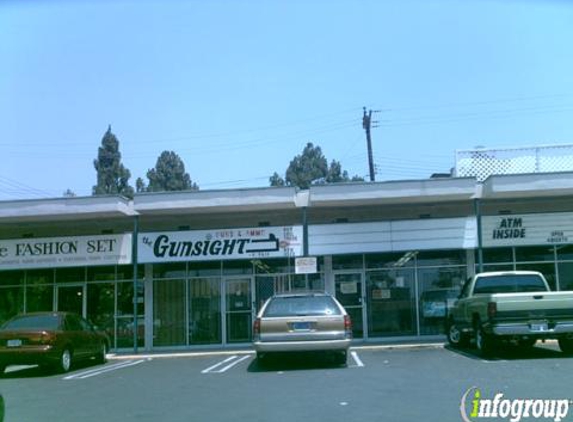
[530,322,548,332]
[7,339,22,348]
[291,322,311,331]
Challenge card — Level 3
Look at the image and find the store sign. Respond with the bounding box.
[138,226,303,263]
[0,234,132,270]
[482,213,573,247]
[295,257,317,274]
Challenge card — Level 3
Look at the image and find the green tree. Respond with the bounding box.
[135,177,147,193]
[273,142,363,189]
[93,126,134,197]
[285,142,328,189]
[146,151,198,192]
[269,172,286,187]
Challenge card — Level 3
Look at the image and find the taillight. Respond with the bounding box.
[253,318,261,341]
[344,315,353,339]
[487,302,497,319]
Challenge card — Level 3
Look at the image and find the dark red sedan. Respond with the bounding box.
[0,312,109,374]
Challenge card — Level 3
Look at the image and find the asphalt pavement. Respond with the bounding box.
[1,341,572,422]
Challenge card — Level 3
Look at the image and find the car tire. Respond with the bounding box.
[334,351,347,366]
[447,318,468,348]
[517,338,537,348]
[57,348,73,373]
[96,342,107,364]
[475,324,496,357]
[558,336,573,355]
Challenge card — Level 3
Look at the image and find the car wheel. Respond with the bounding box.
[558,336,573,355]
[475,324,495,357]
[334,351,347,366]
[96,342,107,364]
[256,352,266,364]
[517,338,537,348]
[447,318,468,348]
[57,348,73,373]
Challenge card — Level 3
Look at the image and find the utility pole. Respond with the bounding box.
[363,107,377,182]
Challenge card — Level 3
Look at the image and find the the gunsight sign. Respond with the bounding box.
[138,226,303,263]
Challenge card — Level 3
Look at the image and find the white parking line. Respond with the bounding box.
[201,355,251,374]
[350,351,365,367]
[63,359,148,380]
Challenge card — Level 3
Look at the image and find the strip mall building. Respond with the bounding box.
[1,148,573,351]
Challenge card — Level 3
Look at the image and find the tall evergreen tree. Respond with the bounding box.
[272,142,363,189]
[146,151,198,192]
[285,142,328,189]
[93,126,134,197]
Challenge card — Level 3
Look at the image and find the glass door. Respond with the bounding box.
[57,284,86,316]
[335,272,365,339]
[225,277,253,343]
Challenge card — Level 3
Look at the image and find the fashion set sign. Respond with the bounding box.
[0,234,132,270]
[138,226,303,263]
[482,213,573,248]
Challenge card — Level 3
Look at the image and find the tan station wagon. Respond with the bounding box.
[253,293,352,365]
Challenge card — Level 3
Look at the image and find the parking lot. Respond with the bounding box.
[2,342,573,422]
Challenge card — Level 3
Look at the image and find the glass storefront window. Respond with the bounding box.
[367,269,416,337]
[117,265,145,281]
[556,245,573,261]
[153,263,186,279]
[332,254,363,270]
[116,317,145,349]
[154,279,186,347]
[366,252,416,269]
[87,283,115,347]
[26,269,54,285]
[418,267,465,335]
[116,281,144,349]
[26,285,54,312]
[0,271,24,286]
[416,250,465,267]
[558,263,573,291]
[222,260,253,275]
[0,287,24,324]
[117,282,144,316]
[515,246,555,263]
[481,264,514,273]
[188,261,221,277]
[253,258,294,275]
[55,267,86,283]
[481,248,513,263]
[88,266,116,281]
[189,278,221,345]
[334,273,364,338]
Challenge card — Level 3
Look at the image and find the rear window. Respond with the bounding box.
[1,314,61,331]
[474,274,548,294]
[263,296,342,317]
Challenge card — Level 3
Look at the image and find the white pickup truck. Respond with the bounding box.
[446,271,573,356]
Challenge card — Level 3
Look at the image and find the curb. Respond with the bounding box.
[108,342,446,360]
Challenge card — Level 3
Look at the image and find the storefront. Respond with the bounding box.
[1,173,573,351]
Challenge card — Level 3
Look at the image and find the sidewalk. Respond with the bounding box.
[108,336,447,360]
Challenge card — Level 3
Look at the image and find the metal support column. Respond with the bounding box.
[132,215,139,354]
[474,199,484,273]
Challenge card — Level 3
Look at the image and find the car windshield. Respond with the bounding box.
[474,275,548,294]
[2,314,61,331]
[263,296,342,317]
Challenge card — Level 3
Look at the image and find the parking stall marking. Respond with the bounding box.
[63,359,149,380]
[201,355,251,374]
[350,351,365,367]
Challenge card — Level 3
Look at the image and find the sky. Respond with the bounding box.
[1,0,572,200]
